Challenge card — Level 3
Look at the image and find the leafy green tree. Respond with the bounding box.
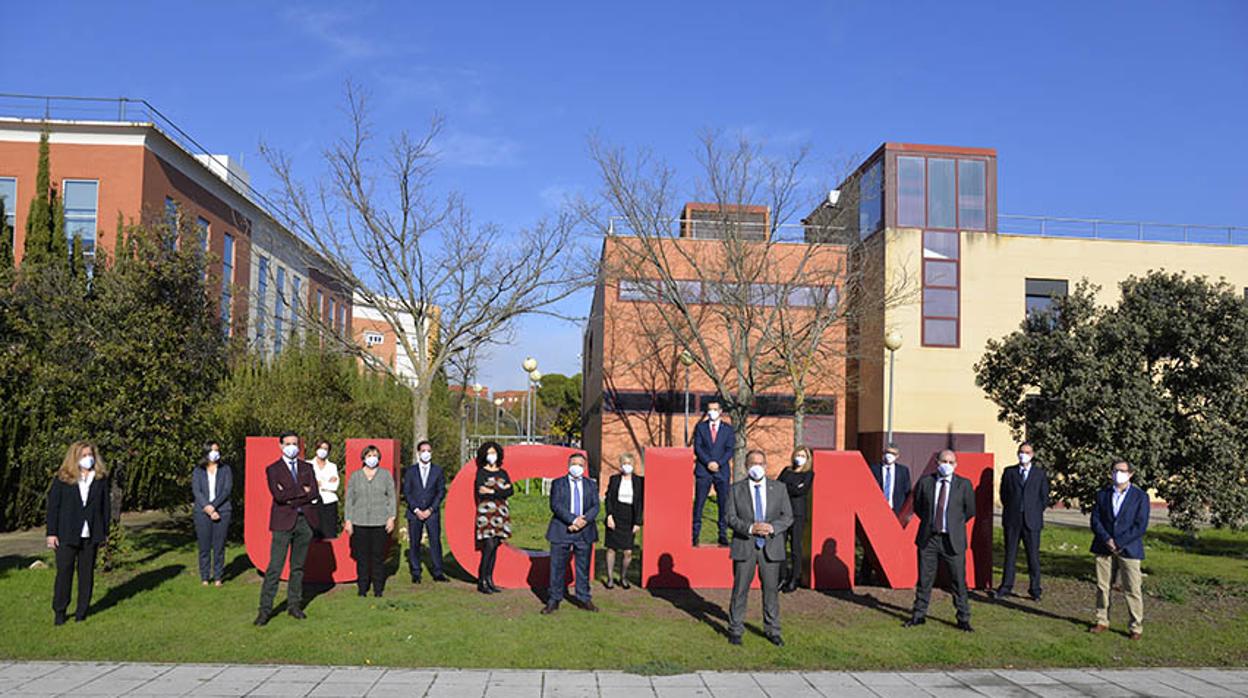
[537,372,582,443]
[976,272,1248,531]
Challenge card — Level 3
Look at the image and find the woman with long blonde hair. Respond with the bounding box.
[604,452,644,589]
[778,445,815,592]
[46,440,110,625]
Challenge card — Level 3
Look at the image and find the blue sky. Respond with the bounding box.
[4,1,1246,390]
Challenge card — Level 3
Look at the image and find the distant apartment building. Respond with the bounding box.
[0,95,351,351]
[492,390,527,411]
[351,294,440,385]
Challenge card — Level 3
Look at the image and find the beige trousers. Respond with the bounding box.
[1095,554,1143,634]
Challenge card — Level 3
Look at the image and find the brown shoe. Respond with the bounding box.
[1088,624,1109,634]
[1129,631,1142,641]
[580,601,600,613]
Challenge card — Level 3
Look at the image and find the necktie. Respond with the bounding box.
[572,479,582,517]
[883,466,893,503]
[1022,467,1029,483]
[936,479,949,534]
[289,460,298,483]
[711,423,718,443]
[753,484,766,549]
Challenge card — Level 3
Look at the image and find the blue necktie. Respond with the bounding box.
[572,479,582,517]
[289,460,298,483]
[883,467,893,503]
[753,484,766,549]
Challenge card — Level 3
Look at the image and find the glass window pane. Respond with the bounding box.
[958,160,986,230]
[897,156,925,227]
[858,159,883,238]
[927,158,956,229]
[923,288,959,318]
[924,259,958,287]
[923,231,959,260]
[64,180,97,210]
[924,318,958,346]
[0,178,15,226]
[1025,296,1054,316]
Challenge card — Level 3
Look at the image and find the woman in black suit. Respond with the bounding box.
[604,452,644,589]
[778,446,815,593]
[46,440,110,626]
[192,441,233,586]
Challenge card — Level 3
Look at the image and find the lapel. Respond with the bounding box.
[83,476,103,511]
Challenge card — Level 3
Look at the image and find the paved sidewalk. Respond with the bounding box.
[0,662,1246,697]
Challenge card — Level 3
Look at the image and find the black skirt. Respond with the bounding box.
[316,500,339,538]
[605,506,637,551]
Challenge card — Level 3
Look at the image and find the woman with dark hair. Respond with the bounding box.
[192,441,233,586]
[310,439,339,538]
[344,444,396,597]
[779,445,815,593]
[473,441,512,594]
[46,441,110,625]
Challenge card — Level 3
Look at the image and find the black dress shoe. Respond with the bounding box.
[766,634,785,647]
[73,613,86,623]
[540,603,559,615]
[1029,592,1042,602]
[580,601,600,613]
[254,612,270,627]
[620,578,631,590]
[477,582,493,594]
[54,612,67,626]
[717,536,731,546]
[902,617,925,628]
[604,578,615,589]
[288,607,306,620]
[957,621,975,632]
[432,575,449,582]
[728,634,742,645]
[411,576,422,584]
[486,578,501,593]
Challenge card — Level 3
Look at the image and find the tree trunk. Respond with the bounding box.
[458,396,468,468]
[793,388,806,448]
[731,402,749,481]
[411,381,431,448]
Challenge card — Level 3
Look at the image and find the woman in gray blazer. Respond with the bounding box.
[192,442,233,586]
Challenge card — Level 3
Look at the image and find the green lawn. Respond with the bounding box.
[1,489,1245,671]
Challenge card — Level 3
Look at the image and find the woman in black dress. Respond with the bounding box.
[604,452,644,589]
[778,446,814,593]
[473,441,512,594]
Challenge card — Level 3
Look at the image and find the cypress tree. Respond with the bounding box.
[69,234,85,283]
[22,131,53,267]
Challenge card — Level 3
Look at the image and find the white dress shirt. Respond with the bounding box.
[881,463,895,504]
[78,471,94,538]
[933,476,952,533]
[419,463,431,488]
[314,460,339,504]
[1112,486,1129,517]
[618,476,634,505]
[207,468,217,503]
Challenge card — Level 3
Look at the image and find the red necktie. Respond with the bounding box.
[711,423,718,442]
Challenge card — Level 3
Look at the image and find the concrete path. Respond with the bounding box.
[0,662,1245,697]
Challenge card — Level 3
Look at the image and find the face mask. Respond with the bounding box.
[1019,453,1032,465]
[937,462,955,478]
[79,456,95,470]
[315,448,329,460]
[207,450,220,463]
[419,451,432,463]
[707,410,720,422]
[364,456,380,468]
[748,465,766,481]
[568,464,585,479]
[794,456,807,467]
[621,463,634,475]
[282,444,299,460]
[485,453,498,465]
[1114,471,1130,485]
[883,453,897,465]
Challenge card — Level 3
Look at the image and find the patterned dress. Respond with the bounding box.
[474,466,513,541]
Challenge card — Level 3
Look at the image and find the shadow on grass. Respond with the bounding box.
[126,518,197,566]
[0,554,41,574]
[973,590,1089,627]
[92,563,184,615]
[221,553,255,582]
[817,588,950,627]
[644,553,734,639]
[272,582,335,615]
[1149,529,1248,558]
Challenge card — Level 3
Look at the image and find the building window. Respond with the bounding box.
[317,289,325,323]
[927,158,956,229]
[897,156,925,228]
[63,180,99,257]
[0,177,16,236]
[858,159,883,239]
[364,331,384,347]
[921,230,959,347]
[196,217,210,251]
[164,197,178,229]
[336,303,346,335]
[1025,278,1068,317]
[958,160,987,231]
[896,155,988,231]
[328,298,336,331]
[291,277,302,336]
[221,233,234,335]
[274,266,286,354]
[255,256,269,343]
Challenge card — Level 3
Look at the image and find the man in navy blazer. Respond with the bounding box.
[542,452,599,614]
[692,399,735,546]
[869,444,911,516]
[403,440,448,583]
[1089,459,1149,640]
[256,431,320,627]
[993,442,1050,601]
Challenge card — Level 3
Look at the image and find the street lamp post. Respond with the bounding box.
[521,358,538,443]
[472,382,483,437]
[679,349,695,446]
[528,369,542,443]
[884,330,903,447]
[493,397,503,436]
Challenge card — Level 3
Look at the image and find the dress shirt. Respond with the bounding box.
[1112,486,1128,517]
[751,479,768,518]
[314,460,339,504]
[78,471,94,537]
[569,476,583,516]
[207,468,218,503]
[618,476,634,505]
[1020,464,1031,483]
[881,464,895,503]
[419,463,431,489]
[934,476,952,533]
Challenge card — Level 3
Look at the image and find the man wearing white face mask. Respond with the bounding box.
[993,442,1050,601]
[542,453,599,614]
[256,431,321,626]
[905,449,976,632]
[724,450,792,646]
[692,399,735,546]
[870,444,912,516]
[1089,460,1148,640]
[403,440,448,584]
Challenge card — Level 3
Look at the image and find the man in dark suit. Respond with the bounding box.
[542,452,599,614]
[905,449,976,632]
[869,443,912,516]
[1089,459,1149,640]
[403,440,448,584]
[692,399,735,546]
[724,449,793,646]
[993,442,1050,601]
[256,431,321,626]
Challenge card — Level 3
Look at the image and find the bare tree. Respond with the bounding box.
[262,86,590,448]
[586,133,916,475]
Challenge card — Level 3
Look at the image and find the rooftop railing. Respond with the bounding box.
[606,216,845,243]
[999,214,1248,246]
